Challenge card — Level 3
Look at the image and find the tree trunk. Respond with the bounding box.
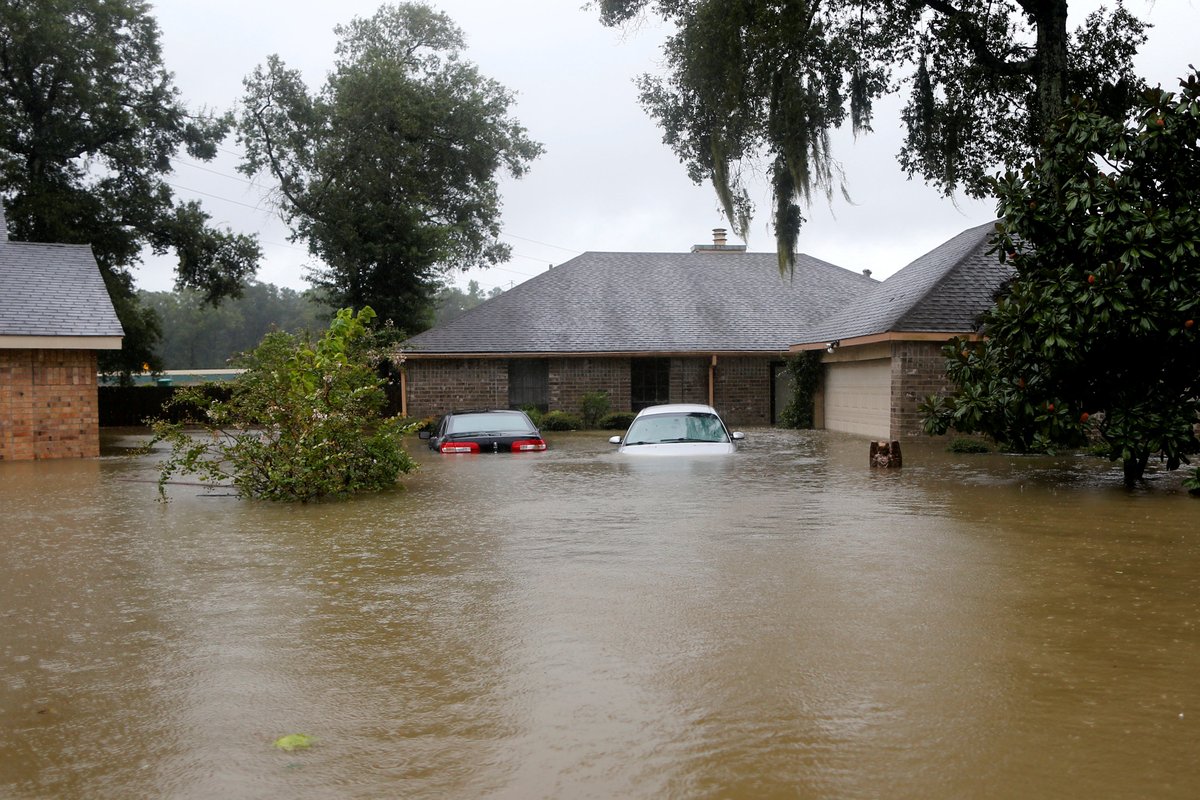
[1033,0,1070,144]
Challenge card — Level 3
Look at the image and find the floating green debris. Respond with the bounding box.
[273,733,316,752]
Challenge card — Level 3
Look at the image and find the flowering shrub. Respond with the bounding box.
[149,307,415,501]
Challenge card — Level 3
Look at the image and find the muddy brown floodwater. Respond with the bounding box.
[2,428,1199,799]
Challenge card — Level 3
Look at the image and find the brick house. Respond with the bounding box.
[790,221,1012,440]
[0,209,124,460]
[400,231,877,426]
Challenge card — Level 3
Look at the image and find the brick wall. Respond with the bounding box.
[549,357,632,413]
[404,354,777,425]
[671,357,710,406]
[713,356,772,426]
[403,359,508,418]
[0,348,101,460]
[890,340,954,438]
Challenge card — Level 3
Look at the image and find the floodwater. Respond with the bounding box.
[2,429,1199,799]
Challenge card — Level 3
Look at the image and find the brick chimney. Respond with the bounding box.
[691,226,745,253]
[0,203,7,243]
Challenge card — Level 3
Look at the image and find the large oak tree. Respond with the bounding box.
[237,3,543,333]
[598,0,1147,267]
[0,0,260,373]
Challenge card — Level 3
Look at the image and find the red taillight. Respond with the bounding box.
[511,439,547,452]
[440,441,480,454]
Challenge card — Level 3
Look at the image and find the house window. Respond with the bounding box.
[630,357,670,411]
[508,359,548,411]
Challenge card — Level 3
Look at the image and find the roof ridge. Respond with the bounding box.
[891,221,997,330]
[403,248,869,353]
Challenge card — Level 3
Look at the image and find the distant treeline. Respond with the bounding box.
[140,283,332,369]
[142,280,503,369]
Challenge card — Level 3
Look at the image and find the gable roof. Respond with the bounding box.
[791,221,1013,348]
[403,250,877,356]
[0,233,124,346]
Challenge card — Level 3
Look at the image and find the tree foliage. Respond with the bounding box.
[778,351,823,429]
[0,0,260,372]
[141,282,332,369]
[579,391,612,428]
[922,73,1200,487]
[433,279,504,326]
[237,3,542,334]
[598,0,1146,268]
[150,307,416,502]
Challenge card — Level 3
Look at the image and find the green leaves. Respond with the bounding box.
[273,734,316,752]
[236,3,542,331]
[0,0,261,374]
[601,2,1148,262]
[150,307,417,502]
[927,71,1200,486]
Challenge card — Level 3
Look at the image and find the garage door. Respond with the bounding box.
[823,359,891,438]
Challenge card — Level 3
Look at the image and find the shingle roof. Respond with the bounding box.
[792,221,1013,345]
[0,239,125,338]
[403,250,877,354]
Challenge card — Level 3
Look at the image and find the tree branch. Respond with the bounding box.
[916,0,1037,77]
[249,98,316,219]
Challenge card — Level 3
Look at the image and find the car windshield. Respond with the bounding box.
[445,411,534,435]
[623,412,729,445]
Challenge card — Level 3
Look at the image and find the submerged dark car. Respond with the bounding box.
[420,409,548,454]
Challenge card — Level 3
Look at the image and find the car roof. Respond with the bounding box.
[446,409,529,415]
[633,404,721,417]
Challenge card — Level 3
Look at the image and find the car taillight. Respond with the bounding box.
[511,439,547,452]
[440,441,480,454]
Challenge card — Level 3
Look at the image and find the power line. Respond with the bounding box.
[174,154,581,255]
[167,156,575,272]
[502,232,579,253]
[165,180,273,213]
[171,156,262,188]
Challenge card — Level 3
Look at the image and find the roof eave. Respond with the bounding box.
[402,348,792,360]
[0,335,124,350]
[789,330,983,352]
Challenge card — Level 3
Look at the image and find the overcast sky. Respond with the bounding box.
[144,0,1198,295]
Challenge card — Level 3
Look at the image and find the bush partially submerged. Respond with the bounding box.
[579,391,611,428]
[149,307,416,502]
[539,410,583,431]
[947,437,992,454]
[520,405,544,426]
[598,411,637,430]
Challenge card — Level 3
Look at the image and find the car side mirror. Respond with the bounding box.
[608,436,622,444]
[418,430,431,440]
[731,431,745,440]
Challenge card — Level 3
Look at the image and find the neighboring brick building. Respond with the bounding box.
[0,208,124,460]
[401,232,878,427]
[791,221,1013,439]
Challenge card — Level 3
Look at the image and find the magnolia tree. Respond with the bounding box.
[923,73,1200,488]
[150,307,416,502]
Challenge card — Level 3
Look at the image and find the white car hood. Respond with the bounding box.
[618,442,736,456]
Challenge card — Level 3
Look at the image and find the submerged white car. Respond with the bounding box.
[609,404,744,456]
